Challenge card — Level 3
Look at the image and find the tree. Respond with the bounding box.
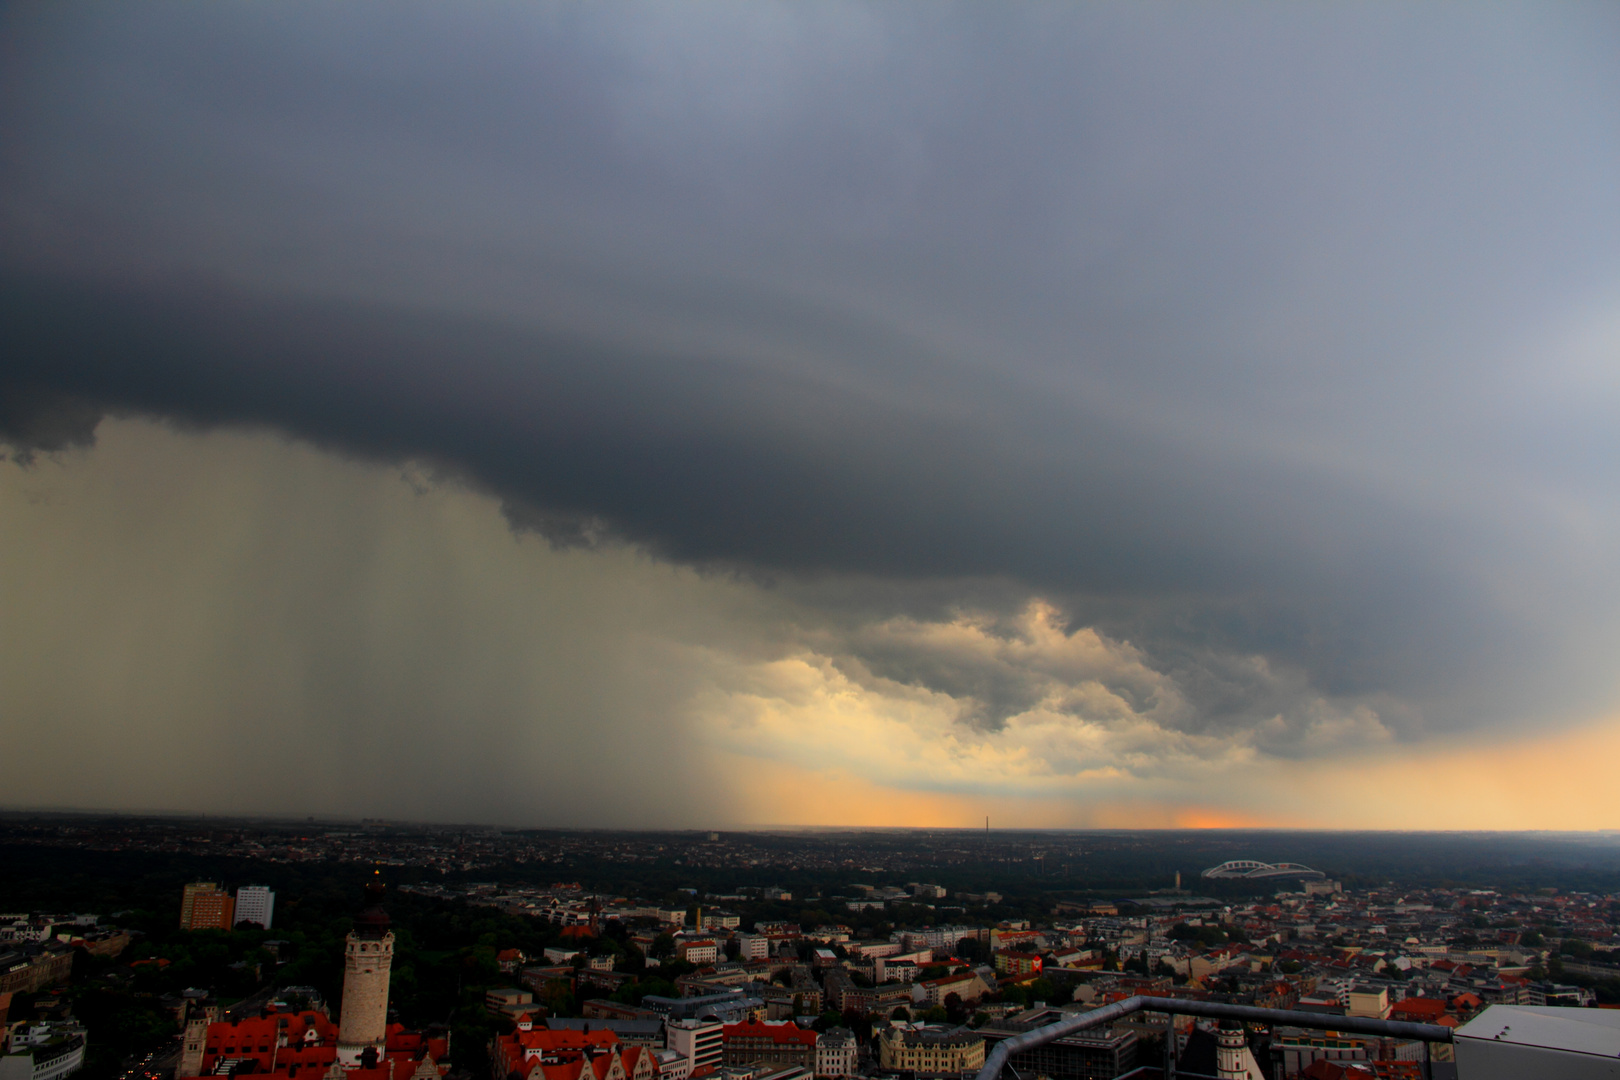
[650,933,676,959]
[891,1006,911,1021]
[725,938,742,962]
[919,1006,948,1024]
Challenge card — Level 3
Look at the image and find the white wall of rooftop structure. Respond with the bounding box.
[0,1024,87,1080]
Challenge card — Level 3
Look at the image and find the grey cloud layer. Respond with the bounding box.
[4,3,1620,744]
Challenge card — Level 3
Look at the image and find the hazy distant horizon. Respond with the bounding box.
[6,805,1620,841]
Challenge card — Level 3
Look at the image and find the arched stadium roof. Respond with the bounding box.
[1200,860,1325,880]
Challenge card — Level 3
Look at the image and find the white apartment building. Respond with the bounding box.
[651,1050,690,1080]
[846,940,901,959]
[815,1030,857,1078]
[875,950,934,981]
[235,886,275,930]
[736,934,772,961]
[665,1020,723,1075]
[0,1023,87,1080]
[677,940,719,964]
[0,921,56,944]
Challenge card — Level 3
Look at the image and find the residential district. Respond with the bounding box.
[8,860,1620,1080]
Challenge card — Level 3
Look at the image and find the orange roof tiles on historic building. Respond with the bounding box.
[492,1024,658,1080]
[197,1011,448,1080]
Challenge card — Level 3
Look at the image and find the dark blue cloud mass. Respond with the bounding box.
[4,2,1620,744]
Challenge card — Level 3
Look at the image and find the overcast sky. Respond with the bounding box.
[4,2,1620,827]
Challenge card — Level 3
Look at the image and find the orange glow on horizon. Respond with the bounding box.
[720,753,1289,830]
[720,714,1620,831]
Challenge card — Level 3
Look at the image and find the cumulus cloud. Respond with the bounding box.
[693,600,1396,801]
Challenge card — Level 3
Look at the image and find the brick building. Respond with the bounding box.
[180,883,235,931]
[721,1020,817,1070]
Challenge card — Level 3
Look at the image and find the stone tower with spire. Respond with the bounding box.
[337,880,394,1065]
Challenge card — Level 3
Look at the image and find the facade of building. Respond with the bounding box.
[180,884,234,931]
[651,1050,689,1080]
[720,1021,816,1070]
[876,1026,984,1077]
[1271,1029,1376,1077]
[830,981,913,1018]
[234,887,275,930]
[0,948,73,996]
[978,1010,1137,1080]
[678,940,719,965]
[664,1020,723,1075]
[486,988,536,1021]
[1346,986,1390,1019]
[0,1023,87,1080]
[814,1030,857,1078]
[910,972,992,1009]
[993,952,1042,978]
[0,921,58,945]
[735,935,771,961]
[490,1026,658,1080]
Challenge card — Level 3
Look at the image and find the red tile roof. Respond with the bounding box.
[721,1020,816,1047]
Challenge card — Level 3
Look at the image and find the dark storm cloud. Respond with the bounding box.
[4,2,1620,739]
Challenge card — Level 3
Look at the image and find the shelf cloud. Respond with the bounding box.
[3,3,1620,823]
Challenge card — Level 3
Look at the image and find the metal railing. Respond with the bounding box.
[974,996,1455,1080]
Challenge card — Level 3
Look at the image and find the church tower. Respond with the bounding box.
[1214,1023,1259,1080]
[337,880,394,1065]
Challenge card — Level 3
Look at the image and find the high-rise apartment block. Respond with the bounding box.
[235,885,275,929]
[180,883,234,931]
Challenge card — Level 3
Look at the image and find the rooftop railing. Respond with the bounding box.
[973,996,1455,1080]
